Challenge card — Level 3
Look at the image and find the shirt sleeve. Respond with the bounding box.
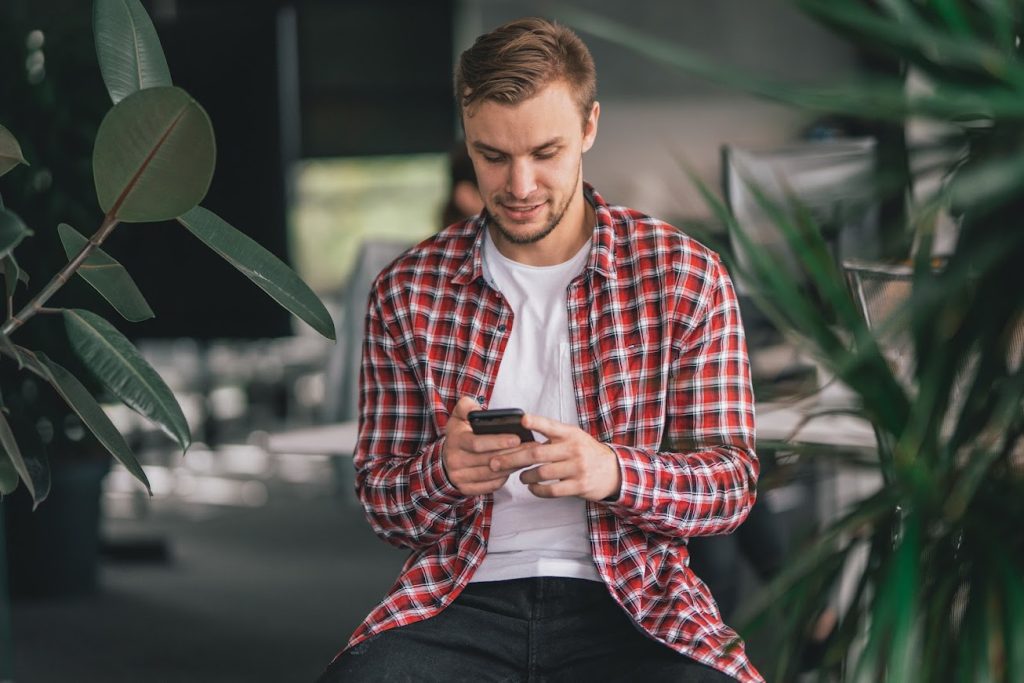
[605,257,759,538]
[352,280,468,550]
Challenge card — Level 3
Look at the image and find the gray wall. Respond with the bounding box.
[456,0,863,222]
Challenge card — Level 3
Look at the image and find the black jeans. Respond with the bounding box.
[316,577,736,682]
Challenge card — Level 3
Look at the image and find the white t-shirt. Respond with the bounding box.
[470,229,601,583]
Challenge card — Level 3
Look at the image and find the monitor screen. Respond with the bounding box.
[722,137,882,297]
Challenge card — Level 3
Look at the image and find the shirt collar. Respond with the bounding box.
[451,182,617,286]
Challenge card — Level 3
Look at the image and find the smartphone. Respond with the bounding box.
[467,408,534,442]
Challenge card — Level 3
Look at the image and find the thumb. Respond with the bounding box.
[451,395,483,422]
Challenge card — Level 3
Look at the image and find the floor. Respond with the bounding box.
[7,478,406,683]
[3,442,832,683]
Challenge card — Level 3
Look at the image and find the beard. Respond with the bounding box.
[486,162,580,245]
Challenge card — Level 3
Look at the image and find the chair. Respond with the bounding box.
[842,260,915,391]
[321,238,413,424]
[844,259,1023,446]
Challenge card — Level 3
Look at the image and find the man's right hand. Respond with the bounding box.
[442,396,536,496]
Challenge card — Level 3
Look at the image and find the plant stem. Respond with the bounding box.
[0,213,120,336]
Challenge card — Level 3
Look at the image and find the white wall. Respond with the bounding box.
[583,95,813,221]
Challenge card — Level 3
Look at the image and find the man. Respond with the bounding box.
[318,17,761,683]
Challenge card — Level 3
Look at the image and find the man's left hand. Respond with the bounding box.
[487,413,622,502]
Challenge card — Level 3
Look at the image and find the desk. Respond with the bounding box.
[263,404,877,457]
[755,402,876,451]
[264,420,360,456]
[755,394,880,633]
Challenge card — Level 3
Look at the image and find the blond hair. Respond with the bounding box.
[455,17,597,123]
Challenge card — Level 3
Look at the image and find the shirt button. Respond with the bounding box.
[477,395,486,404]
[497,324,507,332]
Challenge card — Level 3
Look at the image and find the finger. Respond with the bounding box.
[518,461,576,485]
[460,478,510,496]
[520,412,575,440]
[450,396,483,422]
[461,433,523,455]
[526,479,578,499]
[452,465,511,485]
[488,442,559,472]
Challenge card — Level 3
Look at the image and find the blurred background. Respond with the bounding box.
[0,1,902,681]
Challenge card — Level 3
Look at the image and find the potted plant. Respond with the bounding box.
[561,2,1023,680]
[0,0,334,597]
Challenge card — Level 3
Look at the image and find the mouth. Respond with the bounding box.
[500,202,545,222]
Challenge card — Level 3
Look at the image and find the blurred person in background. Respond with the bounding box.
[441,141,484,227]
[317,17,761,683]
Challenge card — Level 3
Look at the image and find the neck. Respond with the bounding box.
[493,191,593,267]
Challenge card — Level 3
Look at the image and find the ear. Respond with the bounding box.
[581,101,600,154]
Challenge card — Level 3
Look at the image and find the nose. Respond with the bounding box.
[506,159,537,200]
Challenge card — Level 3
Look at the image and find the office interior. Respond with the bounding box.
[0,1,964,681]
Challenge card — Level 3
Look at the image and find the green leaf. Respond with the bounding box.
[0,410,27,497]
[19,347,151,494]
[0,332,23,369]
[62,309,189,451]
[93,0,172,105]
[0,448,16,495]
[0,123,28,177]
[0,406,52,506]
[948,153,1024,215]
[3,254,23,302]
[178,206,336,340]
[881,517,920,682]
[0,208,33,260]
[58,223,154,322]
[1002,554,1024,683]
[0,445,49,508]
[7,253,28,285]
[93,86,215,223]
[932,0,975,38]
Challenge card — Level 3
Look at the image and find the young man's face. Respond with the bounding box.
[463,80,599,248]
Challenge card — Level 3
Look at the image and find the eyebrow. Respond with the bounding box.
[472,138,564,156]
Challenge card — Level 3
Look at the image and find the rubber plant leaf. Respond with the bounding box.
[58,223,154,322]
[178,206,336,340]
[93,86,215,223]
[62,309,190,452]
[0,123,28,177]
[0,208,33,261]
[0,446,18,496]
[19,348,151,495]
[0,331,23,369]
[2,253,29,303]
[0,410,30,498]
[93,0,172,104]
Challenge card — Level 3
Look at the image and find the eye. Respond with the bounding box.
[482,153,505,164]
[535,149,557,160]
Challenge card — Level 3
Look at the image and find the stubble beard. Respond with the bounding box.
[488,163,580,246]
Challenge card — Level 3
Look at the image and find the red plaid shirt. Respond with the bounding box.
[348,184,762,682]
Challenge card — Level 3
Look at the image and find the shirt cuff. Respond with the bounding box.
[602,443,655,513]
[420,436,467,504]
